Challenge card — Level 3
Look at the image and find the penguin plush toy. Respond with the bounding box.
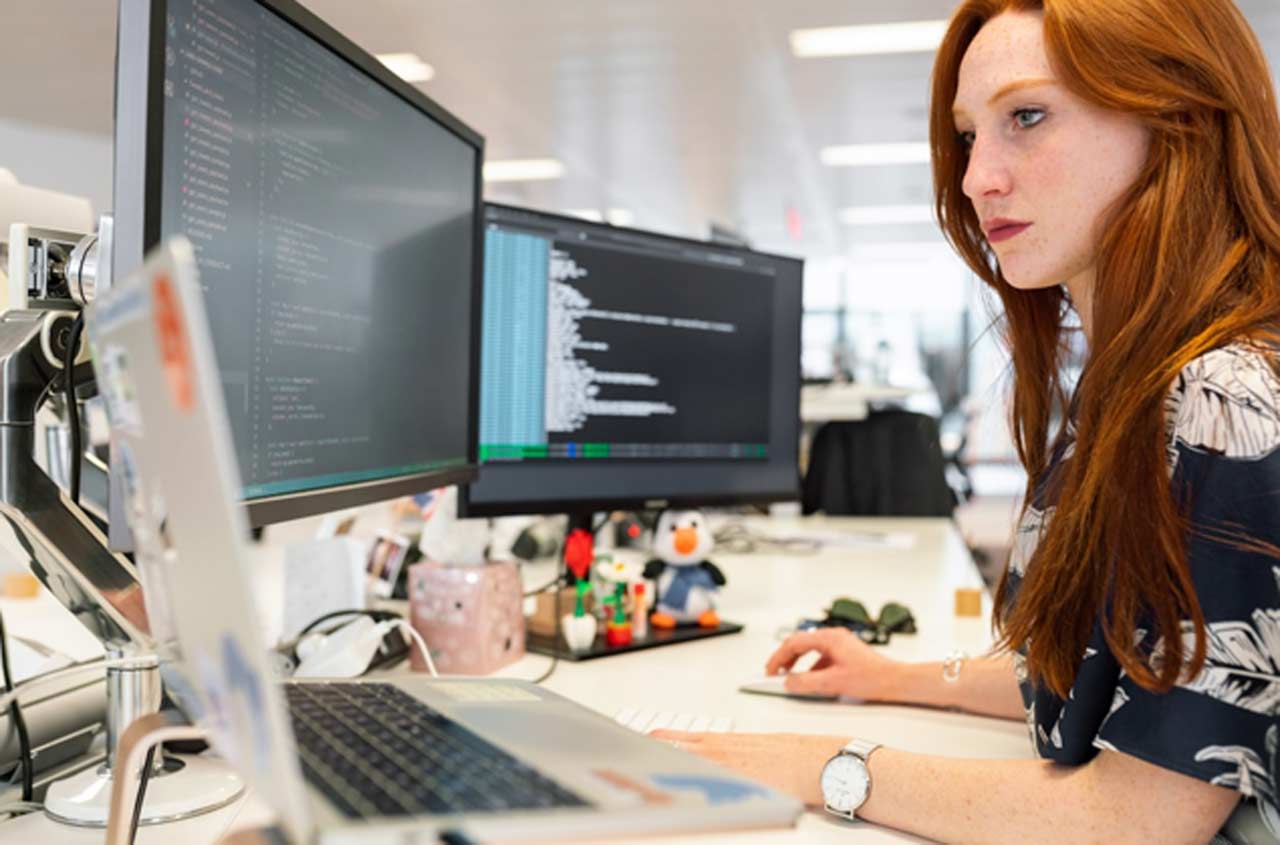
[643,509,726,628]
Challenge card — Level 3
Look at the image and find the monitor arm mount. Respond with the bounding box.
[0,222,243,826]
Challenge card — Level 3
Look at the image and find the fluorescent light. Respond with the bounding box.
[375,52,435,83]
[839,205,936,225]
[606,208,635,227]
[565,208,635,226]
[820,142,930,167]
[483,159,565,183]
[790,20,948,58]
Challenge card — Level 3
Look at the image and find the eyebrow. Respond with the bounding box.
[952,77,1058,121]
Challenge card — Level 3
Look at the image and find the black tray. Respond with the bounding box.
[527,620,744,661]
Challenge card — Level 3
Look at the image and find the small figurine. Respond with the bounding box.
[561,581,597,652]
[643,510,726,629]
[592,555,644,647]
[603,596,633,647]
[592,555,645,602]
[631,582,649,639]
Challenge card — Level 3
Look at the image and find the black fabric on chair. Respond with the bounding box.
[803,410,956,517]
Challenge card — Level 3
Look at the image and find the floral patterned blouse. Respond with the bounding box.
[1005,342,1280,836]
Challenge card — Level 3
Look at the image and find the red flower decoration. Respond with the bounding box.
[563,529,594,582]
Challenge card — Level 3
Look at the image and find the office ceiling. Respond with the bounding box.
[3,0,1280,262]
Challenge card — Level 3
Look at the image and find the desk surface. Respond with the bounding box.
[0,516,1031,844]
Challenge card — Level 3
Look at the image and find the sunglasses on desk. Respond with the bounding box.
[796,598,917,645]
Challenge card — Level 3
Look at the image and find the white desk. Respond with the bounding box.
[0,517,1032,844]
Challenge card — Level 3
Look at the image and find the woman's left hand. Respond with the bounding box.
[650,730,849,807]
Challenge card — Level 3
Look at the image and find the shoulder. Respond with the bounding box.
[1165,340,1280,463]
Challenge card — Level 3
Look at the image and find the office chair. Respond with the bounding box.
[802,410,956,517]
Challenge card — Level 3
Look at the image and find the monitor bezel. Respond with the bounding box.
[112,0,484,535]
[458,202,803,519]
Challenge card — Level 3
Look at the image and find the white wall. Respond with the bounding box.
[0,118,112,216]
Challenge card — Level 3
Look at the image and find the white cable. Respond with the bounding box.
[391,621,437,678]
[0,800,43,819]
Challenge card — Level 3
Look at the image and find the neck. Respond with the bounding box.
[1064,270,1094,347]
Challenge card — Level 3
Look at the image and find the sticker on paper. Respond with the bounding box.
[648,774,772,805]
[94,343,144,435]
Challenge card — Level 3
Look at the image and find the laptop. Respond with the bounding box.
[85,237,802,844]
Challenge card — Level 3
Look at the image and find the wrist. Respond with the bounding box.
[879,660,958,709]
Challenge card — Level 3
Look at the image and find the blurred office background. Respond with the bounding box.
[4,0,1279,576]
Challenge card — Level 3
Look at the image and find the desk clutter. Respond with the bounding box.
[523,509,745,661]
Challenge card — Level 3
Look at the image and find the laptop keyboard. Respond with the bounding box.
[285,682,591,818]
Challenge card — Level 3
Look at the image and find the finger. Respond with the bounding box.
[784,668,839,696]
[765,631,831,675]
[812,654,834,671]
[650,729,703,743]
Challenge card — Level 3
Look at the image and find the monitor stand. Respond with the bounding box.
[0,308,244,826]
[524,511,743,661]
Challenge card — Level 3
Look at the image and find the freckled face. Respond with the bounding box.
[952,11,1150,294]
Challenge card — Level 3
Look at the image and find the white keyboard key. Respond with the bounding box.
[627,709,657,733]
[613,707,731,735]
[708,716,734,733]
[647,711,678,733]
[669,713,696,732]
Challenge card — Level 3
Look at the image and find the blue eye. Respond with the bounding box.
[957,130,976,150]
[1013,107,1046,129]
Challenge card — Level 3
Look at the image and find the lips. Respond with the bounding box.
[983,218,1031,244]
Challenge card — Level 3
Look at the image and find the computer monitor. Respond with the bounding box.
[460,203,803,519]
[111,0,484,545]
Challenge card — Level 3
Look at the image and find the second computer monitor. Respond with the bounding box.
[113,0,484,534]
[461,204,803,517]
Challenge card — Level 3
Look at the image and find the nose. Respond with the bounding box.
[961,135,1012,202]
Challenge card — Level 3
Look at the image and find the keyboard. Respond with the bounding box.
[613,707,735,734]
[285,682,591,818]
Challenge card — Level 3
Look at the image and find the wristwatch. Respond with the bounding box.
[820,738,881,820]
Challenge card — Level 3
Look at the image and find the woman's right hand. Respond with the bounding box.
[765,627,900,701]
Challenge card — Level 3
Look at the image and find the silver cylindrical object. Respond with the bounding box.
[104,654,163,772]
[67,233,100,307]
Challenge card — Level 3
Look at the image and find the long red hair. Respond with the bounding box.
[930,0,1280,697]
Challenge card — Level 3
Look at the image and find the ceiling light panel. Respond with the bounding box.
[790,21,948,58]
[375,52,435,83]
[483,159,566,183]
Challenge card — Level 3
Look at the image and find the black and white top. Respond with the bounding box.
[1006,343,1280,833]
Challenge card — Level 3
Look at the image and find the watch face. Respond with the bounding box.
[821,754,870,814]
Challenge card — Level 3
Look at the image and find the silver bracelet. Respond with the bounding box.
[942,650,968,684]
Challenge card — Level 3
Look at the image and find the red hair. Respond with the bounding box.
[931,0,1280,697]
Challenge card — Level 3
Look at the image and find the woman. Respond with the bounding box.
[656,0,1280,840]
